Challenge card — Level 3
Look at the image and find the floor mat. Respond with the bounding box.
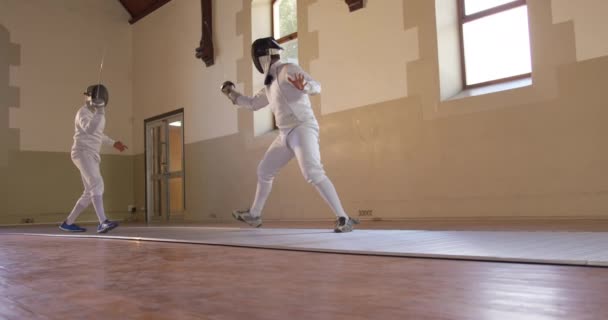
[1,225,607,266]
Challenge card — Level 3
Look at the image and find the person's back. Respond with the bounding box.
[72,105,111,156]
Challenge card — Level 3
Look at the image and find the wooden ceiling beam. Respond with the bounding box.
[119,0,173,25]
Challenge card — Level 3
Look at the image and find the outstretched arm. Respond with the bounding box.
[101,134,115,146]
[102,134,127,152]
[235,88,269,111]
[221,81,269,110]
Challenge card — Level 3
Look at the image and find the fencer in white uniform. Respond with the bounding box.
[221,37,358,233]
[59,84,127,233]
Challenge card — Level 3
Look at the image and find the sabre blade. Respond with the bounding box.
[97,47,106,86]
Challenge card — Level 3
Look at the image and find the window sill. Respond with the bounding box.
[448,76,532,101]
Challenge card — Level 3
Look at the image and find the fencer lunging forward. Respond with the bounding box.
[221,37,358,233]
[59,84,127,233]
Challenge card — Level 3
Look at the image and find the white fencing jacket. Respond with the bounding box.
[71,105,115,157]
[236,61,321,130]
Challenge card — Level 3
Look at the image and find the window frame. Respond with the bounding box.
[270,0,298,130]
[457,0,531,89]
[271,0,298,45]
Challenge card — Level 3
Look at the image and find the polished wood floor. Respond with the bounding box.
[1,233,607,320]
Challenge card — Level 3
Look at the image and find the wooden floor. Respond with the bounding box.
[1,234,608,320]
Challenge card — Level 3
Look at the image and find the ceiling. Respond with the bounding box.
[118,0,173,24]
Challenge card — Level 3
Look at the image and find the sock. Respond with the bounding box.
[249,181,272,218]
[91,195,108,224]
[66,197,92,225]
[314,177,348,219]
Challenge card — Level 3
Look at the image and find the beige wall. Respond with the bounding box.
[4,0,608,224]
[551,0,608,61]
[131,0,243,154]
[0,151,134,225]
[0,0,133,154]
[175,0,608,222]
[0,0,134,224]
[309,0,419,115]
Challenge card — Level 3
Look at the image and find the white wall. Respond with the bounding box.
[4,0,608,152]
[131,0,244,154]
[552,0,608,61]
[308,0,419,115]
[0,0,133,154]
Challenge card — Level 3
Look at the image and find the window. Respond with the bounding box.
[272,0,298,63]
[458,0,531,88]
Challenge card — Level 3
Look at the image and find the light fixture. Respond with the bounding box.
[169,121,182,127]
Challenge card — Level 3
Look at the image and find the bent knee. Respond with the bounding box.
[257,164,276,184]
[302,168,326,185]
[89,181,104,196]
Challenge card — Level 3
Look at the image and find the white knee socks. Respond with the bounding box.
[66,196,92,225]
[249,181,272,217]
[249,178,347,219]
[314,177,348,218]
[92,195,108,224]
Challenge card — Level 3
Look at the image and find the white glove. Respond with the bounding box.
[221,81,242,105]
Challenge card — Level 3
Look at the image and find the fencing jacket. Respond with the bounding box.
[236,61,321,130]
[71,105,115,157]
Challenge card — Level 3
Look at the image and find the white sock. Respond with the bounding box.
[314,177,348,218]
[91,195,108,224]
[66,197,91,225]
[249,181,272,217]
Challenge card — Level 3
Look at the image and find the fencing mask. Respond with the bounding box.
[251,37,283,85]
[84,84,109,108]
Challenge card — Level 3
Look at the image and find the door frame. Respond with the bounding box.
[143,108,185,223]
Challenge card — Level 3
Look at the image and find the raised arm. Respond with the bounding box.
[285,64,321,95]
[77,108,105,135]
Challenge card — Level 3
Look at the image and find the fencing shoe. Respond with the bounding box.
[232,209,263,228]
[334,217,359,233]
